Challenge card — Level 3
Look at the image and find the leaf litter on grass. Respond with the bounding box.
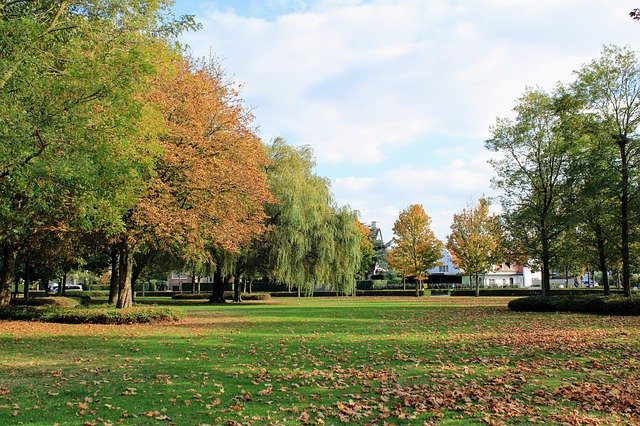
[1,297,639,424]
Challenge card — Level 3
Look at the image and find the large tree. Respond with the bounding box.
[387,204,442,296]
[486,89,577,297]
[246,138,365,296]
[574,45,640,297]
[0,0,189,305]
[130,55,272,308]
[446,197,502,297]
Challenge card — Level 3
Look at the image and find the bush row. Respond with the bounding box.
[171,292,271,301]
[508,295,640,315]
[450,288,626,297]
[269,290,430,297]
[0,305,184,324]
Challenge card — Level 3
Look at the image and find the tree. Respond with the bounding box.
[486,89,577,296]
[0,0,190,305]
[446,197,502,297]
[571,127,619,295]
[387,204,442,296]
[574,45,640,297]
[355,221,375,280]
[129,54,272,308]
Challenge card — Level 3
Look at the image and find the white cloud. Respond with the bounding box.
[179,0,639,239]
[332,150,496,240]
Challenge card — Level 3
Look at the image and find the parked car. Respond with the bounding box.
[49,284,83,292]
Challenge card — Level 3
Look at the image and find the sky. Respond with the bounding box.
[172,0,639,242]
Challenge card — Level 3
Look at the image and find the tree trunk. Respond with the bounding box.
[60,271,67,296]
[208,268,226,303]
[619,137,631,297]
[475,274,480,297]
[596,237,609,296]
[541,236,551,297]
[23,263,30,299]
[415,279,420,297]
[108,243,119,304]
[233,275,242,302]
[116,240,133,309]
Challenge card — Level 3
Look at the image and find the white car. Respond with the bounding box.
[49,284,83,292]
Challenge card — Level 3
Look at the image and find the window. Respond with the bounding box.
[438,265,449,273]
[489,278,496,285]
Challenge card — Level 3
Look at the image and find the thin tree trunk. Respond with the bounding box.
[116,240,133,309]
[541,236,551,297]
[23,263,30,299]
[233,276,242,302]
[475,274,480,297]
[619,137,631,297]
[596,237,609,295]
[108,243,119,304]
[60,271,67,296]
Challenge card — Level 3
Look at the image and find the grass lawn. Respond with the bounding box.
[1,296,639,425]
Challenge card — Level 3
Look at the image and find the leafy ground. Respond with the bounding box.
[1,296,639,425]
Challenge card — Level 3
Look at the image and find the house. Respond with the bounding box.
[427,248,463,285]
[470,262,541,288]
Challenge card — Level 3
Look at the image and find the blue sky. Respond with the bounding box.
[172,0,639,241]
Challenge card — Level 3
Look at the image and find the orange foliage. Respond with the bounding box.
[136,56,272,254]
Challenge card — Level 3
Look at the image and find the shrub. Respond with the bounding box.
[508,295,640,315]
[10,296,80,307]
[357,289,430,297]
[136,291,173,297]
[171,292,271,301]
[0,305,184,324]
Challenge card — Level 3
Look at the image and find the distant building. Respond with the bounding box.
[427,248,462,276]
[471,262,541,288]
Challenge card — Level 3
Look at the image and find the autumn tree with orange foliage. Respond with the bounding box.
[111,54,272,308]
[446,197,503,297]
[387,204,442,296]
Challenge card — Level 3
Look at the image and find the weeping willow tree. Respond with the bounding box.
[262,138,363,296]
[328,207,364,295]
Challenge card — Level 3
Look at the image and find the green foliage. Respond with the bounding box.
[486,89,577,295]
[508,295,640,315]
[260,138,363,295]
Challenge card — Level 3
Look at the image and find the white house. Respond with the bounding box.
[427,248,462,276]
[474,263,541,288]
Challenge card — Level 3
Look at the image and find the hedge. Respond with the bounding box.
[450,288,626,297]
[171,292,271,301]
[508,295,640,315]
[269,290,430,297]
[0,305,184,324]
[10,296,80,307]
[136,291,173,297]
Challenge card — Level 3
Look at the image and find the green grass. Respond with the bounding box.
[1,297,639,424]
